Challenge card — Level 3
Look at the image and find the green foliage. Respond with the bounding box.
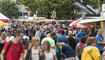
[83,0,98,9]
[22,0,98,20]
[0,0,21,19]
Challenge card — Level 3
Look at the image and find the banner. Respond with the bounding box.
[73,1,96,14]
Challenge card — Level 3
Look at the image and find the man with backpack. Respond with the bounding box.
[1,31,25,60]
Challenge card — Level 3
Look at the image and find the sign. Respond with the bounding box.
[73,2,96,14]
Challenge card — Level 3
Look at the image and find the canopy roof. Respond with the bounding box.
[0,13,11,23]
[79,17,101,24]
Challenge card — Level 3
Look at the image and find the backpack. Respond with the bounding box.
[56,47,65,60]
[22,38,29,46]
[4,41,22,60]
[77,43,86,56]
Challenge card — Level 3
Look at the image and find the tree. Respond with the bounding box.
[0,0,21,19]
[83,0,98,9]
[22,0,98,20]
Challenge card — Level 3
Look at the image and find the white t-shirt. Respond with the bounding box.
[32,49,39,60]
[23,36,29,40]
[44,49,56,60]
[35,31,41,38]
[6,36,14,42]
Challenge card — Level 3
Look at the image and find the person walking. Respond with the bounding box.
[81,37,101,60]
[0,33,6,59]
[77,29,85,43]
[76,37,87,60]
[57,30,69,45]
[35,28,41,38]
[57,42,75,60]
[68,31,77,50]
[24,41,32,57]
[25,37,45,60]
[43,41,57,60]
[6,31,14,42]
[95,30,105,54]
[1,31,25,60]
[41,32,56,48]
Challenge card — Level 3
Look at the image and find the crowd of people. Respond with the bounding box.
[0,21,105,60]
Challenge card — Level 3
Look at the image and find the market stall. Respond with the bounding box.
[0,13,11,23]
[36,19,56,23]
[69,20,87,28]
[0,21,7,27]
[79,17,101,28]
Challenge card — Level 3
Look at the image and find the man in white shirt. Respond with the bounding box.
[6,31,14,42]
[35,28,41,38]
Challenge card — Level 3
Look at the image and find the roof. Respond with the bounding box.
[79,17,102,24]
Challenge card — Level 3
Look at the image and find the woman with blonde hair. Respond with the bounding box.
[81,37,101,60]
[0,33,6,59]
[25,37,45,60]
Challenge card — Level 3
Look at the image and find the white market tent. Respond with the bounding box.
[0,13,11,23]
[79,17,102,24]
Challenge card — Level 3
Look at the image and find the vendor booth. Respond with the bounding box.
[0,13,11,23]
